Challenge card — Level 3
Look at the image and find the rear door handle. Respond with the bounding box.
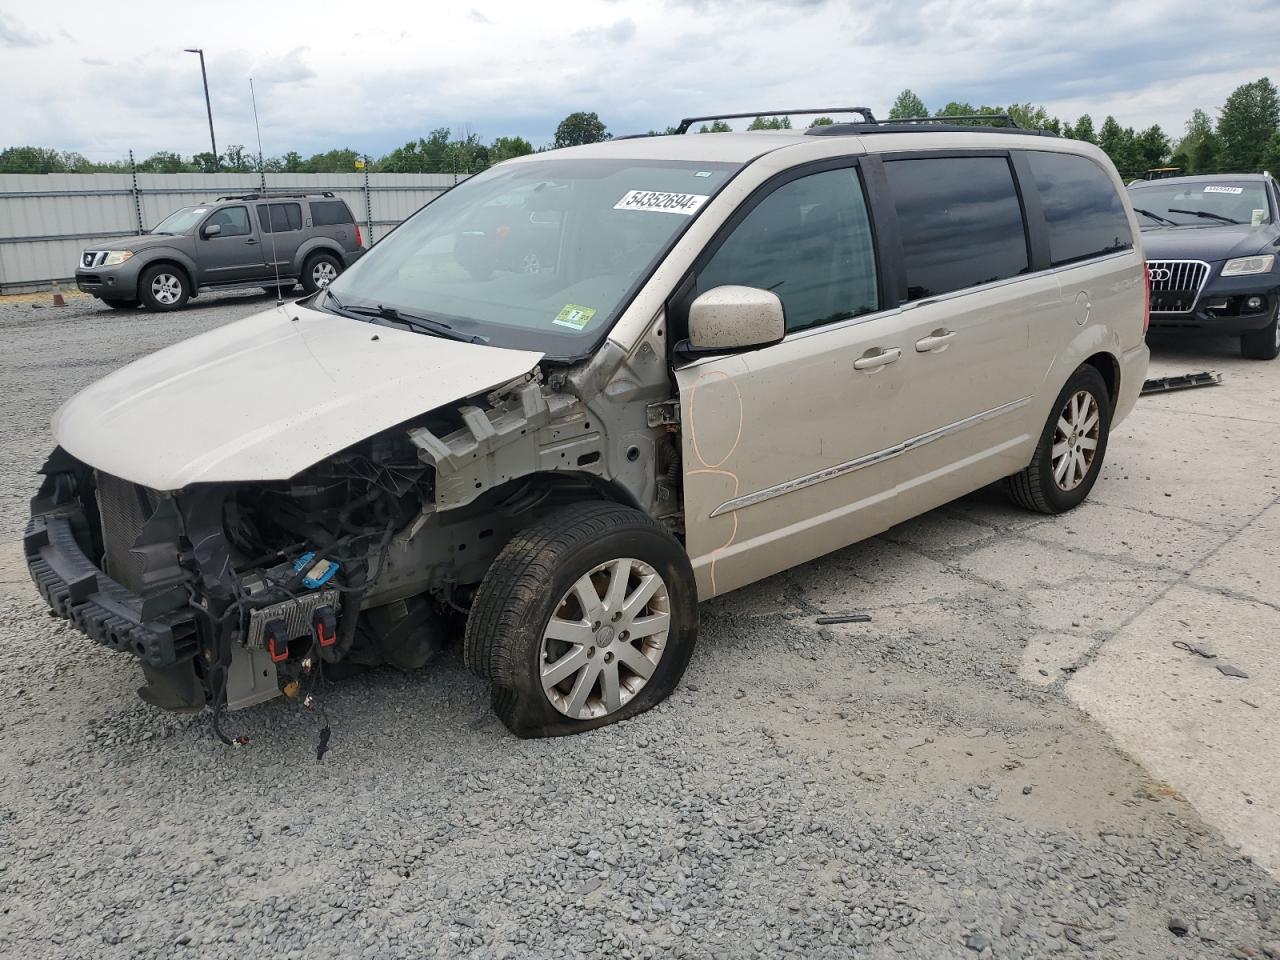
[915,330,957,352]
[853,347,901,371]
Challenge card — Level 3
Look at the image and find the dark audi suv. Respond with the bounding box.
[1129,173,1280,359]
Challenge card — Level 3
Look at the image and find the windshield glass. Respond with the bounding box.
[325,157,739,355]
[1128,181,1271,226]
[151,205,212,234]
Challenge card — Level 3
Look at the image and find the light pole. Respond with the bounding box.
[184,48,218,171]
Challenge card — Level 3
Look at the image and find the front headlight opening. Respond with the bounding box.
[1221,254,1276,277]
[103,250,134,266]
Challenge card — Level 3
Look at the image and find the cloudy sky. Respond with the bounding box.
[1,0,1276,161]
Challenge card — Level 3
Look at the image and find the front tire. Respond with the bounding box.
[138,265,189,311]
[1240,312,1280,361]
[464,502,698,738]
[1003,365,1112,514]
[300,252,342,294]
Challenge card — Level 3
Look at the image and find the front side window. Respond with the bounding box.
[206,205,251,237]
[258,202,302,234]
[1128,179,1272,227]
[151,205,210,235]
[1027,152,1133,265]
[327,158,739,355]
[696,167,879,333]
[885,156,1029,300]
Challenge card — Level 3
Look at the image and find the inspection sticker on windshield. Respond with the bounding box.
[553,304,596,330]
[1204,186,1243,194]
[614,190,709,215]
[1254,209,1267,226]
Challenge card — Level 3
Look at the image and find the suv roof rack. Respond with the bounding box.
[807,114,1060,138]
[214,191,337,201]
[674,107,877,135]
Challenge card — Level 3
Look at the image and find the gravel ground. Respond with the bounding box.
[1,294,1278,959]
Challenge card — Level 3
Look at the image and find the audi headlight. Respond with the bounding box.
[1221,254,1275,277]
[102,250,134,266]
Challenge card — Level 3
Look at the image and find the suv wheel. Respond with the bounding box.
[301,253,341,294]
[1003,364,1112,514]
[1240,311,1280,361]
[464,502,698,738]
[138,265,189,311]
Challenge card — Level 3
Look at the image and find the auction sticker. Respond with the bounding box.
[614,190,709,215]
[553,304,596,330]
[1204,185,1243,194]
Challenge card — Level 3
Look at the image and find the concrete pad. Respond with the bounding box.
[1189,500,1280,608]
[879,511,995,552]
[954,534,1143,592]
[1018,500,1232,573]
[1022,575,1176,634]
[1019,632,1096,687]
[794,538,980,611]
[1068,584,1280,874]
[0,540,28,601]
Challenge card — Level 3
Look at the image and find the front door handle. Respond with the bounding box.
[853,347,901,371]
[245,238,259,245]
[915,330,957,352]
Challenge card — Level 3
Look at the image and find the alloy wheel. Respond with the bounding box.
[150,273,182,305]
[1051,390,1101,492]
[312,261,338,286]
[539,558,670,720]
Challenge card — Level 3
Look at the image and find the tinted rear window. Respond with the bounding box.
[311,200,354,226]
[884,156,1029,300]
[257,202,302,233]
[1026,152,1132,265]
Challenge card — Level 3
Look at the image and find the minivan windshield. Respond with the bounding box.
[150,206,211,235]
[324,157,739,355]
[1129,181,1271,227]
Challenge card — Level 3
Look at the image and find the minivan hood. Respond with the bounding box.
[1139,224,1276,262]
[52,304,544,490]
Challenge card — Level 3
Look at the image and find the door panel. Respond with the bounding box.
[198,205,267,283]
[677,313,909,598]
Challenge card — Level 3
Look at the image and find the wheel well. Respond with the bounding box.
[303,245,342,266]
[1084,352,1120,406]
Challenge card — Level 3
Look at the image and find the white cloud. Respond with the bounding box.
[1,0,1277,159]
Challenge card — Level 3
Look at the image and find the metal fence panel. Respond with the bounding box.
[0,171,461,293]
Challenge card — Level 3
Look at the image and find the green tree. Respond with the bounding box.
[808,117,834,127]
[698,120,733,133]
[1006,103,1053,130]
[192,151,218,173]
[279,151,304,172]
[554,111,609,148]
[1067,114,1097,144]
[1217,77,1280,171]
[0,146,67,173]
[746,115,792,130]
[1262,131,1280,174]
[1134,125,1170,172]
[136,151,194,174]
[220,144,253,172]
[1190,132,1221,174]
[490,136,534,163]
[1097,116,1138,175]
[300,148,361,173]
[888,89,927,120]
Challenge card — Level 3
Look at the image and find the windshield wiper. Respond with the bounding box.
[339,302,489,345]
[1133,208,1178,227]
[1167,208,1241,225]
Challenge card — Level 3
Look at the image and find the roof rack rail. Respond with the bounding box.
[890,113,1022,128]
[674,107,877,135]
[214,190,337,201]
[806,118,1058,139]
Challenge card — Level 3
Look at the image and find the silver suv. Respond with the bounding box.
[75,193,365,310]
[30,112,1148,739]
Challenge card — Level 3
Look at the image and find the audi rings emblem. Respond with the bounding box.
[1147,267,1171,282]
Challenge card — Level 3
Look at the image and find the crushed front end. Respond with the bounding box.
[26,434,435,718]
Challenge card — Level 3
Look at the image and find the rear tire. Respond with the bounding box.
[464,502,698,738]
[102,298,139,310]
[1003,365,1112,514]
[1240,312,1280,360]
[138,265,189,311]
[300,253,342,294]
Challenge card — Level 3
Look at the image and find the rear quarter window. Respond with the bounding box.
[1025,151,1133,266]
[310,200,354,226]
[884,155,1029,301]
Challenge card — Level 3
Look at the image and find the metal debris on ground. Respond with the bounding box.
[816,614,873,625]
[1172,640,1217,659]
[1141,371,1222,395]
[1216,663,1250,679]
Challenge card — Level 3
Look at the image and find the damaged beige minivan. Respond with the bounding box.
[27,110,1149,737]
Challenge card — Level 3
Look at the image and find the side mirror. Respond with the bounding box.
[202,223,222,238]
[685,285,785,353]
